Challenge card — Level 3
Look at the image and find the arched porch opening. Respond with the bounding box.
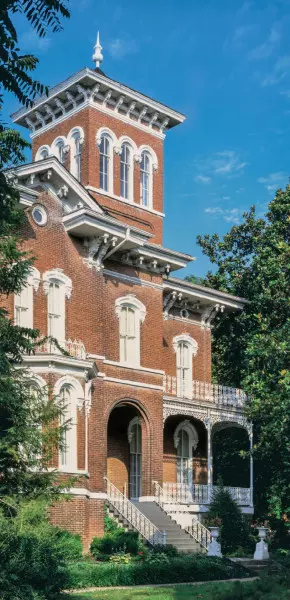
[163,415,207,501]
[107,401,150,500]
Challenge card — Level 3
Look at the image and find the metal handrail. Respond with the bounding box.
[105,477,165,546]
[153,481,211,550]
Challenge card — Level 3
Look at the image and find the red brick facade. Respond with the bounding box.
[9,67,223,551]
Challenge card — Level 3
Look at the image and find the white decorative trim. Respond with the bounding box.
[62,487,107,499]
[54,375,84,472]
[26,372,47,388]
[127,416,140,444]
[173,334,198,356]
[86,185,165,217]
[54,374,84,404]
[166,314,202,327]
[96,126,118,148]
[174,419,199,450]
[42,268,72,299]
[67,126,84,144]
[104,376,164,391]
[28,266,41,292]
[138,144,158,171]
[35,145,50,160]
[118,135,138,156]
[115,294,146,323]
[103,359,164,375]
[103,269,163,290]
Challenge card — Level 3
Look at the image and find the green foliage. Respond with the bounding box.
[0,499,70,600]
[206,484,252,554]
[198,192,290,529]
[150,543,178,557]
[104,506,119,534]
[184,274,206,285]
[67,555,249,588]
[90,530,141,559]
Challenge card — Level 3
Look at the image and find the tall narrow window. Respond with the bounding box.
[173,335,198,399]
[71,132,82,181]
[128,418,142,499]
[39,148,49,160]
[56,140,65,164]
[120,306,136,364]
[177,341,191,398]
[115,295,146,367]
[100,134,111,192]
[174,421,198,489]
[59,385,77,470]
[43,269,72,344]
[14,268,40,328]
[120,143,132,200]
[140,151,151,207]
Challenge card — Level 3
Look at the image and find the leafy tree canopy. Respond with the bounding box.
[197,189,290,524]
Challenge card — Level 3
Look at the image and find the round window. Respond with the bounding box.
[32,205,47,226]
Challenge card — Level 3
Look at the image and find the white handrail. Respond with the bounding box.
[153,481,211,550]
[34,337,87,360]
[105,477,165,546]
[163,376,247,407]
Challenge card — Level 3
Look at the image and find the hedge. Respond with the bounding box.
[67,555,250,588]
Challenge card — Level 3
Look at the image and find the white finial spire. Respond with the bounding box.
[93,31,103,68]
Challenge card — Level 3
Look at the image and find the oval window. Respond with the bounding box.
[32,205,47,226]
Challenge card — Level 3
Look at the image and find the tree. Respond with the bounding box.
[0,1,70,499]
[206,482,252,554]
[197,190,290,529]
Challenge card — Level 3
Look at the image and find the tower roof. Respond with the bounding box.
[11,34,186,138]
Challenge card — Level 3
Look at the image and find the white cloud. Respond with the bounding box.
[248,26,281,61]
[261,54,290,87]
[257,172,287,193]
[108,37,138,59]
[19,29,51,53]
[194,175,211,184]
[205,207,243,224]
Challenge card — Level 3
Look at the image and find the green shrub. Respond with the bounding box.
[90,529,140,559]
[150,543,178,557]
[206,483,252,554]
[104,505,119,534]
[67,554,249,588]
[0,499,69,600]
[56,529,83,561]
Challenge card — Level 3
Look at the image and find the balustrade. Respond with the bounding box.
[163,375,247,407]
[162,482,251,506]
[34,338,87,360]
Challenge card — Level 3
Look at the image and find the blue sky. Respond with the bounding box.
[4,0,290,276]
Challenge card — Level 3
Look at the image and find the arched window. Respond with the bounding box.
[59,385,75,469]
[173,335,198,398]
[43,269,72,343]
[55,139,66,164]
[140,151,151,207]
[115,295,146,367]
[39,147,49,160]
[120,143,133,200]
[128,417,142,499]
[174,420,199,487]
[68,127,84,181]
[99,133,112,192]
[14,267,40,328]
[54,376,83,472]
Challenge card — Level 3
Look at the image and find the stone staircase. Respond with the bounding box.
[135,501,204,553]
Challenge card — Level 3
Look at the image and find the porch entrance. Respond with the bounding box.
[177,427,192,486]
[107,403,144,500]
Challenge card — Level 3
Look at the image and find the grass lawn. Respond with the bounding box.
[68,577,290,600]
[68,580,254,600]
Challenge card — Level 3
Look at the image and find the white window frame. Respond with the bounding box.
[51,136,67,165]
[173,335,198,399]
[68,127,84,181]
[96,128,117,194]
[120,142,133,201]
[14,267,40,328]
[127,416,142,499]
[43,269,72,342]
[139,145,158,209]
[115,295,146,367]
[54,376,84,472]
[35,145,50,161]
[174,420,199,487]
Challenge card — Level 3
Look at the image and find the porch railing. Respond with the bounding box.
[163,376,247,408]
[153,481,211,550]
[163,483,251,506]
[34,338,87,360]
[105,477,165,546]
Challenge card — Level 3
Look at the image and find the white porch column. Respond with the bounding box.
[249,425,254,508]
[205,419,213,501]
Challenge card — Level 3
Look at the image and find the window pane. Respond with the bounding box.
[120,144,131,199]
[140,152,150,207]
[100,135,110,191]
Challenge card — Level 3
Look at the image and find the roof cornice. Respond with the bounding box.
[11,67,186,138]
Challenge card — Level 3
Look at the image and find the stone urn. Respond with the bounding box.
[254,527,269,560]
[207,526,222,558]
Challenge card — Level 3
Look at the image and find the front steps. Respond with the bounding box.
[135,501,204,553]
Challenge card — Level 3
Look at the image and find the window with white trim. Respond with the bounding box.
[55,139,66,164]
[115,295,146,367]
[99,133,112,192]
[39,147,49,160]
[173,335,198,398]
[140,151,152,207]
[174,420,199,487]
[120,143,133,200]
[43,269,72,342]
[71,131,82,181]
[14,268,40,328]
[59,385,77,470]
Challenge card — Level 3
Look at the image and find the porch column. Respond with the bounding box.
[205,419,213,501]
[249,425,254,508]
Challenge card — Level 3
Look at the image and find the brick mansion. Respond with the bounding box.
[9,34,253,552]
